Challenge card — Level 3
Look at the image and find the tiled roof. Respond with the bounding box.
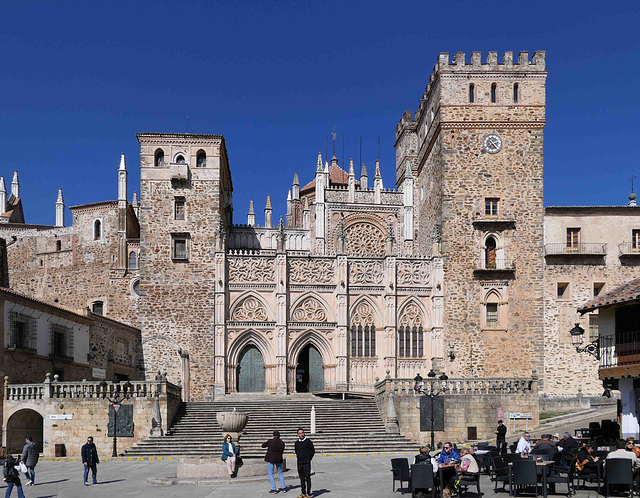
[300,164,358,193]
[579,277,640,313]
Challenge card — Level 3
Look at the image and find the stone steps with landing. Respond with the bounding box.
[125,397,416,457]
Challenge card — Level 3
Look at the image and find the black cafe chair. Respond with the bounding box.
[546,456,577,496]
[511,459,539,498]
[458,472,481,497]
[411,464,435,498]
[392,457,411,494]
[605,458,634,498]
[491,455,509,492]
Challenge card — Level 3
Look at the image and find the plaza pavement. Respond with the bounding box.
[0,453,606,498]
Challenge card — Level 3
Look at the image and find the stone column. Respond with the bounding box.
[275,252,288,395]
[336,255,348,390]
[384,257,397,377]
[213,246,227,399]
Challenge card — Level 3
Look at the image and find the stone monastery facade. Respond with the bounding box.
[1,51,637,402]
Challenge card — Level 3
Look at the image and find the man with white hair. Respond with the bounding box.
[516,432,531,454]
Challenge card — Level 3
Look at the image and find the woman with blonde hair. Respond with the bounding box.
[221,434,238,478]
[442,447,479,498]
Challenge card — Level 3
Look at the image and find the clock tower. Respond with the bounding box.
[395,51,547,382]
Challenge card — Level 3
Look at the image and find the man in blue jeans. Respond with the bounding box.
[262,430,286,493]
[81,436,99,485]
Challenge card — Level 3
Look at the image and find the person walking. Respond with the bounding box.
[20,436,38,486]
[294,428,315,498]
[262,430,287,493]
[221,434,238,478]
[3,453,25,498]
[81,436,99,485]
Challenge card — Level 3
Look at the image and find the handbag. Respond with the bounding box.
[236,455,243,467]
[18,462,27,474]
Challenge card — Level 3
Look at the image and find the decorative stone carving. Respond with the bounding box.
[228,257,275,282]
[289,259,335,284]
[399,302,423,327]
[291,297,327,322]
[345,222,385,257]
[349,261,384,284]
[351,301,376,325]
[397,261,431,286]
[231,296,268,321]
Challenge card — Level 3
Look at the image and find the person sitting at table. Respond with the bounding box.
[414,445,438,474]
[441,447,479,498]
[625,437,640,458]
[558,432,580,457]
[576,443,603,473]
[438,442,460,465]
[515,432,531,454]
[606,439,639,470]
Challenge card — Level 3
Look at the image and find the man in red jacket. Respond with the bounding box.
[262,430,286,493]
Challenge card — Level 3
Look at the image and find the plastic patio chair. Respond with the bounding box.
[511,459,539,498]
[392,457,411,494]
[605,458,634,498]
[411,463,435,498]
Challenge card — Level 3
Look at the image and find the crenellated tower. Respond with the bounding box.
[396,51,547,381]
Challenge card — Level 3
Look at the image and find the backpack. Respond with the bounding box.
[3,459,17,481]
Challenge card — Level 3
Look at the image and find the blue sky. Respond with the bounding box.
[1,1,639,226]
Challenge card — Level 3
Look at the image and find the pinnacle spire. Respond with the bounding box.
[405,162,412,178]
[287,189,292,201]
[360,162,368,177]
[293,172,299,186]
[374,159,382,178]
[316,153,323,172]
[248,199,255,214]
[348,158,355,176]
[266,194,272,209]
[0,177,5,193]
[119,152,126,170]
[11,171,19,198]
[56,188,64,203]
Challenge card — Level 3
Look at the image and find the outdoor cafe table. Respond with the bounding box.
[508,460,554,498]
[437,463,457,491]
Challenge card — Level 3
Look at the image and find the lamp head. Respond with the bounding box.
[570,323,585,347]
[414,373,423,392]
[427,369,437,378]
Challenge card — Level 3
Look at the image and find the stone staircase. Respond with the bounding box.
[124,394,418,457]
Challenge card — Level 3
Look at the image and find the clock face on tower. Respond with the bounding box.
[483,133,502,154]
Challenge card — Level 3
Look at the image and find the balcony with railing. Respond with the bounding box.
[544,243,607,257]
[619,242,640,259]
[599,332,640,371]
[473,258,516,277]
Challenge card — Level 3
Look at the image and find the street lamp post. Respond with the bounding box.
[99,379,133,457]
[414,369,448,450]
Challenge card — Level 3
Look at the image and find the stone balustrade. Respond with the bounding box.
[375,376,535,397]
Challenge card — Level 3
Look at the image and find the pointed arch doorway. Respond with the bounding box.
[237,345,265,392]
[296,344,324,393]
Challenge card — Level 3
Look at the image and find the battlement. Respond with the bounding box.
[437,51,545,72]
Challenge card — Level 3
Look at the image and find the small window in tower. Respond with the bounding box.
[56,240,61,251]
[491,83,497,103]
[154,149,165,167]
[132,279,140,296]
[469,83,475,103]
[588,314,599,342]
[175,155,186,164]
[93,219,101,240]
[171,233,190,261]
[484,236,497,269]
[175,198,185,220]
[129,251,137,269]
[557,282,570,300]
[196,151,206,168]
[485,198,499,218]
[513,83,519,103]
[632,229,640,251]
[486,303,498,328]
[92,301,104,315]
[593,282,605,297]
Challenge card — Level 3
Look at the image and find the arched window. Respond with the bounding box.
[56,240,61,251]
[397,302,424,358]
[350,301,376,357]
[129,251,137,269]
[513,83,519,103]
[196,151,206,168]
[491,83,497,103]
[485,236,497,269]
[175,155,186,164]
[469,83,475,103]
[132,279,140,296]
[154,149,165,167]
[485,291,500,328]
[93,220,101,240]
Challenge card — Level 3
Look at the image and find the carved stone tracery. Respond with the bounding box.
[291,297,327,322]
[289,259,335,284]
[351,301,376,326]
[228,257,275,282]
[345,222,385,257]
[399,302,424,327]
[349,261,384,285]
[232,296,268,321]
[397,261,431,286]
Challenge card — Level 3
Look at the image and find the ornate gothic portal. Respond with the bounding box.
[237,345,265,392]
[296,344,324,393]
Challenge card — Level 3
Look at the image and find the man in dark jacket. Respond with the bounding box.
[294,428,315,498]
[21,436,38,485]
[495,420,507,454]
[81,436,99,485]
[262,430,286,493]
[3,454,25,497]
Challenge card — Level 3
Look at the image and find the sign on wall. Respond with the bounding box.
[49,414,72,420]
[419,396,445,432]
[92,368,106,379]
